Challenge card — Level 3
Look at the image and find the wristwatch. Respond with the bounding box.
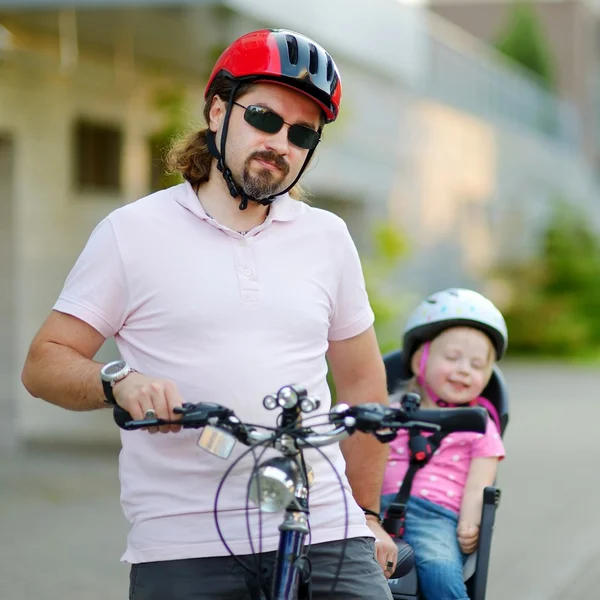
[100,360,136,405]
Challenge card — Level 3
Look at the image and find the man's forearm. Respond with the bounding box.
[336,370,389,512]
[341,432,389,512]
[22,342,106,411]
[325,326,390,511]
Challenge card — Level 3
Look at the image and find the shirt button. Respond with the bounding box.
[243,268,252,276]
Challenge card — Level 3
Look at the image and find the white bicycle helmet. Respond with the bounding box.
[402,288,508,366]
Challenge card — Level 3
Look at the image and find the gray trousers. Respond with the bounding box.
[129,537,393,599]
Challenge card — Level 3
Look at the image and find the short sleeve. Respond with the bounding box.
[53,218,129,338]
[471,418,505,461]
[328,227,374,341]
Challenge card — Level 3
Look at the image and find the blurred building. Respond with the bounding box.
[1,0,598,446]
[429,0,600,172]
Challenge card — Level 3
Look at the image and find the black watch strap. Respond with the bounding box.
[102,380,117,405]
[361,506,383,525]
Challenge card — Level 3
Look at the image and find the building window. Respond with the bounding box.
[74,119,122,192]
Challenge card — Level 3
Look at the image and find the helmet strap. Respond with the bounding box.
[205,84,252,210]
[416,342,441,406]
[275,137,320,197]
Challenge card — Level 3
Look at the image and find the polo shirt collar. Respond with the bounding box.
[175,181,303,224]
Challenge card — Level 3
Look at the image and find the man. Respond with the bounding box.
[22,29,397,599]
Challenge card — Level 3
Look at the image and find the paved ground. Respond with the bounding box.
[1,361,600,599]
[483,362,600,600]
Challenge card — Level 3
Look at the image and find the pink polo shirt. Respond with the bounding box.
[54,182,375,563]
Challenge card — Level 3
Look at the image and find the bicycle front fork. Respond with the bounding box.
[271,510,310,600]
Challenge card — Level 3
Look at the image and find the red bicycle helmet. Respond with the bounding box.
[205,29,342,123]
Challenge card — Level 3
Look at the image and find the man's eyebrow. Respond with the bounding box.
[253,102,320,130]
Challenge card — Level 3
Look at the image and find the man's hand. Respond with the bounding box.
[365,516,399,579]
[457,522,479,555]
[113,373,185,434]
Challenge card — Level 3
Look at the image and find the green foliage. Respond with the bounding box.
[497,201,600,358]
[362,222,411,355]
[148,86,188,191]
[328,221,410,403]
[494,1,555,90]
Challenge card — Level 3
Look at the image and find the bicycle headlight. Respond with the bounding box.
[277,386,299,409]
[249,457,302,513]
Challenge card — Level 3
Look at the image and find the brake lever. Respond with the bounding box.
[394,419,441,433]
[352,403,395,430]
[370,418,441,444]
[173,402,234,428]
[372,428,398,444]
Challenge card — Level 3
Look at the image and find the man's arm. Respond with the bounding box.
[22,310,187,432]
[327,326,389,513]
[21,310,107,411]
[327,326,398,576]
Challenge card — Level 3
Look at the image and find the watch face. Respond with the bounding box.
[103,361,127,377]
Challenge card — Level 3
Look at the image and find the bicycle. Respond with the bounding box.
[114,385,488,600]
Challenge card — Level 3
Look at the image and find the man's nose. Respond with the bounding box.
[263,126,291,156]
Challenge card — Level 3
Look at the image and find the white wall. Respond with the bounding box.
[0,134,16,449]
[0,53,179,443]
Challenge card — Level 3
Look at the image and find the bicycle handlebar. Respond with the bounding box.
[111,386,488,595]
[113,397,487,449]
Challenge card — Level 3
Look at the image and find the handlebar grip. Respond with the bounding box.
[409,406,488,434]
[112,405,167,430]
[113,405,134,429]
[113,402,234,431]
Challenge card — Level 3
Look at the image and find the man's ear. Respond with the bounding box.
[208,94,226,133]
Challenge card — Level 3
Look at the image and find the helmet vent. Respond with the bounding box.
[326,54,334,81]
[286,35,299,65]
[308,43,319,74]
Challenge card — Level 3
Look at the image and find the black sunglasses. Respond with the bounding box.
[233,102,321,150]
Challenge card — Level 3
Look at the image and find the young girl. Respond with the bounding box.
[381,288,507,600]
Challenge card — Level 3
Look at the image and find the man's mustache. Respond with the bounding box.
[248,151,289,175]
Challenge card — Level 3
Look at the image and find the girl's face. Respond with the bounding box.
[415,327,494,405]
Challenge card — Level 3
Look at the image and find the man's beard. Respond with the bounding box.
[240,150,290,200]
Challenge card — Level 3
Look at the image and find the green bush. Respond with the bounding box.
[497,201,600,358]
[494,1,555,90]
[362,222,412,355]
[148,86,189,191]
[327,222,410,402]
